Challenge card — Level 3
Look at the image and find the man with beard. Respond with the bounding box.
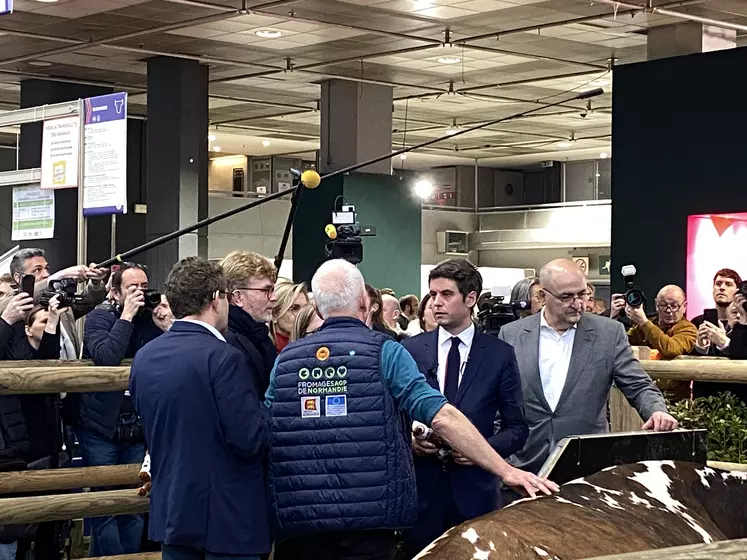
[497,259,678,502]
[692,268,742,356]
[220,251,279,397]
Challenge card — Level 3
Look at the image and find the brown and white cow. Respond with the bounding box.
[414,461,747,560]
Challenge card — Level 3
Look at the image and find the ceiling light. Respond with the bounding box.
[591,79,610,87]
[437,56,461,65]
[261,140,271,147]
[28,61,52,67]
[600,152,608,159]
[213,146,221,152]
[414,180,434,199]
[255,29,282,38]
[35,0,59,3]
[208,134,216,142]
[556,140,574,148]
[400,153,407,160]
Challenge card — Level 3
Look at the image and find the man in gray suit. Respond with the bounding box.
[499,259,678,476]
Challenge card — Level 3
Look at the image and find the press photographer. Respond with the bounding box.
[78,262,172,557]
[1,248,108,359]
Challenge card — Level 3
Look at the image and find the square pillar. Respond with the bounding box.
[145,57,209,287]
[319,80,393,175]
[648,22,736,60]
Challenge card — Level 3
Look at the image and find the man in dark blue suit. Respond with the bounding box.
[130,257,270,560]
[402,259,529,557]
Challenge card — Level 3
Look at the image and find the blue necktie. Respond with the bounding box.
[444,337,461,402]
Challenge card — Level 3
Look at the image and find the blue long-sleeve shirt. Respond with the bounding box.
[265,339,447,425]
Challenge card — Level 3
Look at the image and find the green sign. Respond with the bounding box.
[598,255,611,276]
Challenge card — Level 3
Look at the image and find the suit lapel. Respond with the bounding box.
[555,315,595,410]
[421,330,440,391]
[520,314,551,411]
[454,331,485,406]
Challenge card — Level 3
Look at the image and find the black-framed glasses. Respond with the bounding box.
[234,285,275,297]
[656,301,682,312]
[543,287,588,304]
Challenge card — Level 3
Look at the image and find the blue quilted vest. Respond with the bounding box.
[268,317,417,540]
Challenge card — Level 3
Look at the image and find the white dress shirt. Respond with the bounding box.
[538,310,576,411]
[175,319,226,342]
[436,323,475,394]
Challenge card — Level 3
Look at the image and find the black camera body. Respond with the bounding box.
[143,289,162,310]
[621,264,645,308]
[477,294,521,336]
[39,278,82,309]
[326,204,375,266]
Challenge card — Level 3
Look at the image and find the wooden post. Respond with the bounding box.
[609,385,643,432]
[0,489,148,524]
[0,464,141,495]
[0,365,130,394]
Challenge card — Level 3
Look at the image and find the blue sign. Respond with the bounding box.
[82,93,128,216]
[0,0,13,15]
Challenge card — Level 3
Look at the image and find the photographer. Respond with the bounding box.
[1,248,108,359]
[692,269,741,356]
[626,285,697,359]
[79,263,172,558]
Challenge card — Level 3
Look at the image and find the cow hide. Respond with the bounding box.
[414,461,747,560]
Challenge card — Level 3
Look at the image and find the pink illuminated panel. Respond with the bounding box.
[686,213,747,319]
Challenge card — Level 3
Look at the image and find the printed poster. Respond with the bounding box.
[41,115,79,190]
[83,92,127,216]
[12,185,55,241]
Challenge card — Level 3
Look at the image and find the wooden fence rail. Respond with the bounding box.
[0,489,148,524]
[0,464,141,495]
[583,537,747,559]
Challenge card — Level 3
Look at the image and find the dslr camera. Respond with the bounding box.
[324,203,375,266]
[39,278,83,309]
[621,264,646,308]
[736,281,747,310]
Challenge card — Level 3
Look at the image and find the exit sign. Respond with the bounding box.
[0,0,12,15]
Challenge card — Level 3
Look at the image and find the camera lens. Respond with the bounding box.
[625,289,645,308]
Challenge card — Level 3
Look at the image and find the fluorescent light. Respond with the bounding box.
[414,180,434,199]
[255,29,282,38]
[600,152,608,159]
[261,140,271,147]
[208,134,216,141]
[446,127,460,135]
[399,153,407,160]
[35,0,59,2]
[28,61,52,67]
[591,79,610,87]
[437,57,461,64]
[213,146,221,152]
[556,140,574,148]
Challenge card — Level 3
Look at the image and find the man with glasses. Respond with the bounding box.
[498,259,677,497]
[626,284,697,359]
[220,251,278,397]
[79,262,173,557]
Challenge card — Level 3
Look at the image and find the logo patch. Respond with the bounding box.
[316,346,330,361]
[325,395,348,417]
[301,396,320,418]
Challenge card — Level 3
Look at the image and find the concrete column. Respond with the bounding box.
[145,57,209,288]
[319,80,393,175]
[648,22,736,60]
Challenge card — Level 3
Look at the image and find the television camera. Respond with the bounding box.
[324,202,375,266]
[476,292,527,336]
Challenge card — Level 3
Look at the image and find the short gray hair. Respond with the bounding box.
[510,276,539,304]
[10,248,45,279]
[311,259,365,319]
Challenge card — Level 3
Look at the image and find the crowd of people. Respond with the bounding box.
[0,247,694,560]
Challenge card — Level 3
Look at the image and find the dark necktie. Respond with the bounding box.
[444,337,461,402]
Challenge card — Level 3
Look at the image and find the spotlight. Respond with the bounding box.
[213,146,222,152]
[556,140,575,148]
[255,29,282,38]
[414,180,434,199]
[437,57,461,64]
[208,134,216,141]
[600,152,609,159]
[262,140,271,147]
[400,153,407,161]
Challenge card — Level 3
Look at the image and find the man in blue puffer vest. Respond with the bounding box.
[266,259,559,560]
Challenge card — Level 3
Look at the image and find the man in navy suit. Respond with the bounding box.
[130,257,270,560]
[402,259,529,557]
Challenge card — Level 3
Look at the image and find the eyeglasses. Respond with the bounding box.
[214,290,230,300]
[656,302,682,312]
[234,285,275,297]
[543,287,588,304]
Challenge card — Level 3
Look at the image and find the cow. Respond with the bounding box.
[414,461,747,560]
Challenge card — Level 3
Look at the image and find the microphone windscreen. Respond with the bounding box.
[325,224,338,239]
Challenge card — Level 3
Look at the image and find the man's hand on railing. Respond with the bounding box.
[642,411,679,431]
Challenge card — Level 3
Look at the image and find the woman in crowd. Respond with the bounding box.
[270,280,309,352]
[365,284,397,339]
[291,305,324,342]
[510,276,544,317]
[405,293,437,336]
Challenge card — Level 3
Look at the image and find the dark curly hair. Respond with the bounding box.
[164,257,227,319]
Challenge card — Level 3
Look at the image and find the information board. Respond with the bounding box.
[12,185,55,241]
[41,116,79,189]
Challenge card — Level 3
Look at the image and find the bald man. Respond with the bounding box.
[381,294,402,332]
[498,259,677,487]
[626,284,697,359]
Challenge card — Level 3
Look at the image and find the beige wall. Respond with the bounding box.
[209,155,248,193]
